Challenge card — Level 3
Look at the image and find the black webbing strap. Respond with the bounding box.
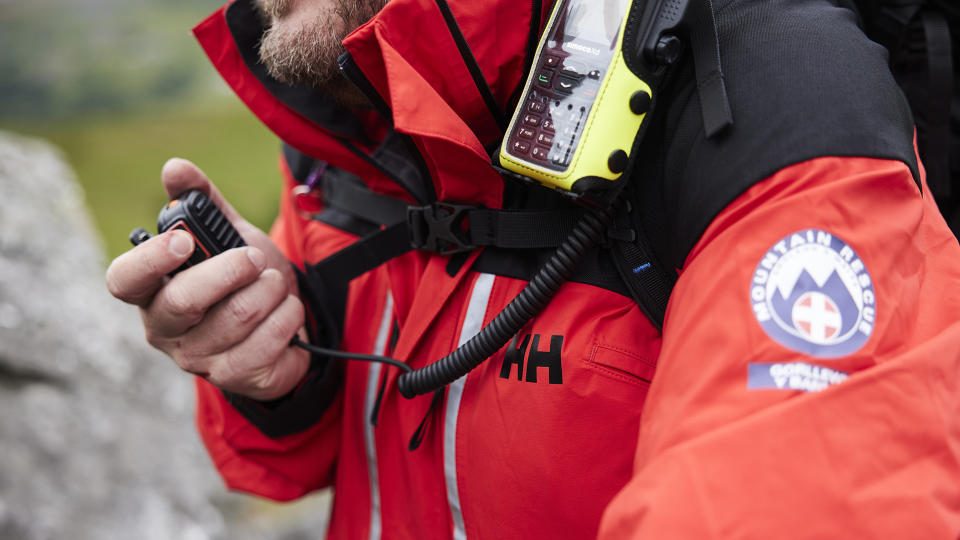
[689,0,733,138]
[609,208,675,331]
[303,204,580,338]
[921,10,953,198]
[403,203,579,254]
[308,222,413,288]
[320,166,578,251]
[323,169,410,226]
[467,208,576,248]
[306,194,581,305]
[298,222,410,345]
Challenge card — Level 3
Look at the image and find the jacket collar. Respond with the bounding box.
[194,0,545,208]
[342,0,544,206]
[193,0,397,196]
[194,0,550,373]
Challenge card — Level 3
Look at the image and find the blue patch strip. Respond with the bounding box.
[633,263,651,273]
[748,362,849,392]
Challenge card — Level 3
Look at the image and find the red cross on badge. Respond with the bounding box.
[791,292,841,343]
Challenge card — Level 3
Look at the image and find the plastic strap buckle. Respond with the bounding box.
[407,202,477,255]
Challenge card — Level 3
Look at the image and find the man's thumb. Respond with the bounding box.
[160,158,245,226]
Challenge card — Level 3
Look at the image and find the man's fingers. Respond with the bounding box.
[179,268,289,356]
[161,158,245,226]
[105,230,195,306]
[207,295,308,400]
[161,158,298,298]
[144,246,268,340]
[108,159,310,400]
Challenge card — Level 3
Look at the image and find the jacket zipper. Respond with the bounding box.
[338,51,396,123]
[338,51,437,203]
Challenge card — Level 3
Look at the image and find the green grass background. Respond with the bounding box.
[1,0,287,263]
[4,99,283,261]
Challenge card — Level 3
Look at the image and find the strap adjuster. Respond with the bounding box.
[407,202,477,255]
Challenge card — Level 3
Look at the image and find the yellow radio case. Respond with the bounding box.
[498,0,652,197]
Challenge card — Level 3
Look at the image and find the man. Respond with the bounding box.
[107,0,960,537]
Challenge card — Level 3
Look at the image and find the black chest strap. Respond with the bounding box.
[291,150,675,335]
[316,163,579,250]
[295,156,590,342]
[609,212,675,331]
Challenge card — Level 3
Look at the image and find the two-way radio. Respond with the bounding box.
[129,190,246,275]
[129,190,414,377]
[497,0,651,204]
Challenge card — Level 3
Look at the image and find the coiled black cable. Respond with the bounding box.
[396,202,617,398]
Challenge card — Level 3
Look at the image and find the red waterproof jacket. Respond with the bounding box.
[192,0,960,537]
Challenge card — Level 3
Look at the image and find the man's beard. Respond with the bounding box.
[255,0,387,108]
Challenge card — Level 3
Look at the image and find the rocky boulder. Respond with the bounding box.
[0,132,330,540]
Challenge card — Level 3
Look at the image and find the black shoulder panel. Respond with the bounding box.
[633,0,919,272]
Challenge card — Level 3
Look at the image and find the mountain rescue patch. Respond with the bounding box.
[750,229,875,357]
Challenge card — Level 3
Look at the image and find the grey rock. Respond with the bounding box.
[0,132,331,540]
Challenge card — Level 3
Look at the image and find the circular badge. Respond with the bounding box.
[749,229,876,357]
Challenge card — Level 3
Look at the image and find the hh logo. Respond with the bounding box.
[499,334,564,384]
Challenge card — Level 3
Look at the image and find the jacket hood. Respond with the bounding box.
[194,0,547,208]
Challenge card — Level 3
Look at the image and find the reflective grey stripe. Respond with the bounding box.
[364,292,394,540]
[445,273,496,540]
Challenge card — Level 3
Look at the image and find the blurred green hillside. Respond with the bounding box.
[0,0,283,260]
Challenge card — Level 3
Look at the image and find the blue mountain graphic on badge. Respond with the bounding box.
[770,268,859,342]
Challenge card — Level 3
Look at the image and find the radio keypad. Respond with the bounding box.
[554,77,577,94]
[512,140,531,154]
[506,43,606,171]
[537,69,554,88]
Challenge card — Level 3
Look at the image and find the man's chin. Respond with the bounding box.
[255,0,387,111]
[263,57,373,112]
[259,22,344,88]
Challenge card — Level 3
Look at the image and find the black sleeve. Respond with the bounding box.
[221,355,342,439]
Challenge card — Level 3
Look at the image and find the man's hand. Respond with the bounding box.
[106,158,310,400]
